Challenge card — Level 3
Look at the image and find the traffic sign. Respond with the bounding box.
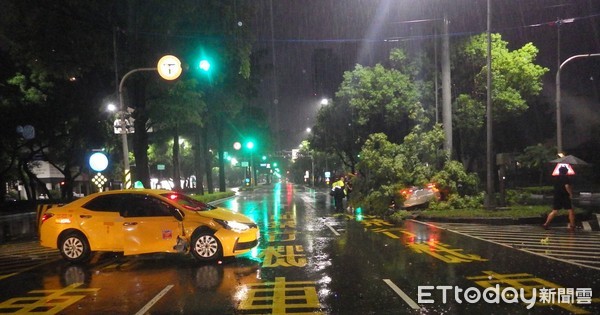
[552,163,576,176]
[157,55,182,80]
[89,152,108,172]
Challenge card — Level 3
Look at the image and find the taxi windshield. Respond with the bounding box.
[161,193,216,211]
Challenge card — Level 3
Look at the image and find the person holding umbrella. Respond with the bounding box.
[543,166,575,231]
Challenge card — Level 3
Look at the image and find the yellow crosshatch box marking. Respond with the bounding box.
[268,219,297,229]
[268,231,298,242]
[357,217,395,228]
[258,245,307,268]
[372,227,416,239]
[237,277,322,314]
[408,241,488,263]
[0,283,99,314]
[102,260,137,271]
[363,224,487,264]
[271,214,296,221]
[467,271,599,314]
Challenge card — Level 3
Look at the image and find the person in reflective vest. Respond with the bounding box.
[331,177,345,212]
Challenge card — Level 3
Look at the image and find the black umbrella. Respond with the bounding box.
[549,155,589,165]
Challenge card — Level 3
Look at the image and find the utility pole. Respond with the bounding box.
[485,0,495,209]
[441,10,452,158]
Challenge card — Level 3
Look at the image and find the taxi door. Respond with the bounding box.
[121,194,184,256]
[77,194,128,251]
[78,209,123,251]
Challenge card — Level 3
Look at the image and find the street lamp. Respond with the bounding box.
[299,142,315,187]
[246,141,255,187]
[305,129,315,186]
[118,67,156,189]
[233,141,256,187]
[107,103,117,112]
[117,55,182,189]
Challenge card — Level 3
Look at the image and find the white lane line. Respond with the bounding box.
[135,284,174,315]
[325,223,340,236]
[383,279,420,310]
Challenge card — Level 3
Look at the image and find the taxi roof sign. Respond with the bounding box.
[552,163,576,176]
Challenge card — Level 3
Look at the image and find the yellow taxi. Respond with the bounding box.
[39,189,259,263]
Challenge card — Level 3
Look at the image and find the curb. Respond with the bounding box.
[581,213,600,231]
[417,213,600,231]
[414,215,543,225]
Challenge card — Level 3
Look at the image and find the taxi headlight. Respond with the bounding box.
[214,219,250,233]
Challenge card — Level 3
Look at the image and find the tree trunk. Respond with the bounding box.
[193,128,205,194]
[203,127,214,193]
[216,115,226,192]
[172,125,181,191]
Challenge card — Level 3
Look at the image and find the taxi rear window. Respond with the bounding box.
[83,194,125,212]
[160,193,215,211]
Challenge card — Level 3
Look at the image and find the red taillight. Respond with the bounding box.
[168,194,178,200]
[400,189,412,197]
[40,213,54,225]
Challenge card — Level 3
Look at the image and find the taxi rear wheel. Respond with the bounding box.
[191,232,222,261]
[59,232,92,263]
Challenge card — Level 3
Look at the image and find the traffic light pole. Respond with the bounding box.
[556,53,600,154]
[118,67,156,189]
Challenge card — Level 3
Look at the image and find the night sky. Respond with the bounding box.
[245,0,600,150]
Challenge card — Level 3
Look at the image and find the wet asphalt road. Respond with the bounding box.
[0,182,599,314]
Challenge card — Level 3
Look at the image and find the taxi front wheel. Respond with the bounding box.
[191,232,222,261]
[59,231,92,263]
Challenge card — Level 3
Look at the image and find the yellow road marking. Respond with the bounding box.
[0,283,99,314]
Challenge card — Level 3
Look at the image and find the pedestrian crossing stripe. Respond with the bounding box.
[425,221,600,271]
[0,241,60,279]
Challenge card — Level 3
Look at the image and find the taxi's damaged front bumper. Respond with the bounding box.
[173,236,189,253]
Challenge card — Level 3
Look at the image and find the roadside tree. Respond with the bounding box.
[310,48,425,173]
[0,1,115,200]
[453,33,548,170]
[516,143,556,186]
[122,0,256,189]
[146,79,205,190]
[352,124,450,214]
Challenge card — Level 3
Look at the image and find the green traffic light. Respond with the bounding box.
[246,141,254,150]
[199,59,211,72]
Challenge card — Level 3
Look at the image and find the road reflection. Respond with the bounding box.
[39,255,262,314]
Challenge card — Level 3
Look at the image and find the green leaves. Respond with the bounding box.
[457,33,549,121]
[7,73,48,104]
[337,63,421,130]
[353,126,447,214]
